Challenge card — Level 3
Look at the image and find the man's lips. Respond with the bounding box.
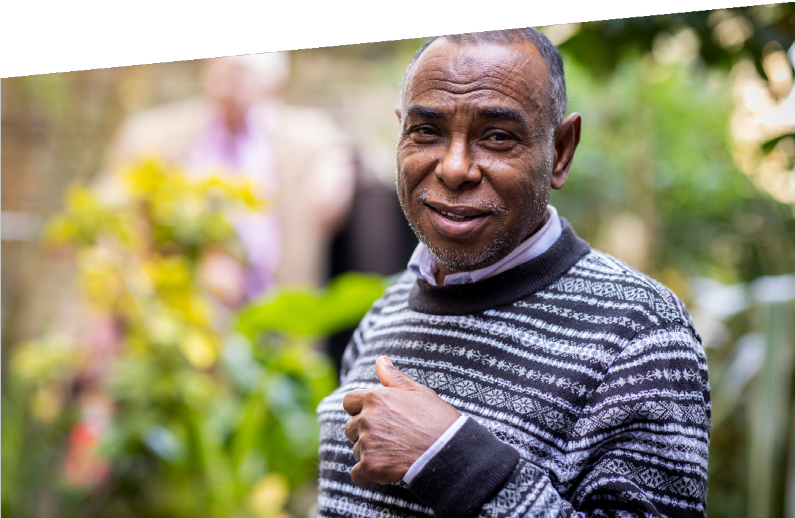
[424,202,490,239]
[425,201,488,219]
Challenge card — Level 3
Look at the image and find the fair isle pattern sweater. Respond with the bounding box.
[316,222,710,518]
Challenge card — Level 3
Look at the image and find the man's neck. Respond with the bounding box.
[433,208,551,285]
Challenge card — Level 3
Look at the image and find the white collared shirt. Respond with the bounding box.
[407,205,562,286]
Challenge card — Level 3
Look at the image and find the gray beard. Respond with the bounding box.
[396,175,549,275]
[407,217,512,273]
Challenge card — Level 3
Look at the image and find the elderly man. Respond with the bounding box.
[316,29,709,518]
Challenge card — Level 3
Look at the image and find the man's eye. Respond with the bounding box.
[487,132,511,141]
[409,126,438,140]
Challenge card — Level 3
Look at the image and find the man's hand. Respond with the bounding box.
[342,356,461,487]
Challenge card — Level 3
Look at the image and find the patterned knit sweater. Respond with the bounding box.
[316,221,710,518]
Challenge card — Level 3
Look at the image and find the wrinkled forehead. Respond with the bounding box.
[402,39,551,110]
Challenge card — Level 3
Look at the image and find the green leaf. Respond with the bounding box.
[236,272,387,338]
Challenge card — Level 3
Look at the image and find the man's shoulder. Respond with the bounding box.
[546,248,697,335]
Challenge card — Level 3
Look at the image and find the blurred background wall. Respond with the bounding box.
[2,6,795,518]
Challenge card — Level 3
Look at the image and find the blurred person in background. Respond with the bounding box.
[58,53,355,490]
[100,52,355,306]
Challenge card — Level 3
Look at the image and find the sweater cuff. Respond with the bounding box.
[407,418,521,518]
[403,415,469,484]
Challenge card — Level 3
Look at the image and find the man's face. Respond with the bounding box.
[396,39,560,273]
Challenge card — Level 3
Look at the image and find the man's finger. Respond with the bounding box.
[344,415,360,443]
[375,356,420,391]
[342,389,368,415]
[352,437,364,462]
[350,460,374,488]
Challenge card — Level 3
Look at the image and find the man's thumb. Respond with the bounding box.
[375,356,417,390]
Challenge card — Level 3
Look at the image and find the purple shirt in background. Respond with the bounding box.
[184,104,281,298]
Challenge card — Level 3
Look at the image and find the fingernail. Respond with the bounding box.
[379,356,394,367]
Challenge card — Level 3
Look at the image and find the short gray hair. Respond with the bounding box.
[401,28,567,128]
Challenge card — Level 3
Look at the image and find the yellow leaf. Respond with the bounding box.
[42,215,77,245]
[145,312,182,345]
[178,330,217,370]
[248,473,289,518]
[31,387,62,423]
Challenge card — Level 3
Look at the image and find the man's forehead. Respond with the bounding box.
[402,38,550,107]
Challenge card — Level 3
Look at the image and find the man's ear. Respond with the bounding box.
[551,113,582,190]
[395,105,403,121]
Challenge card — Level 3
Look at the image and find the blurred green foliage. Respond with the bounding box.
[556,51,795,285]
[2,160,385,518]
[558,5,795,78]
[237,274,390,339]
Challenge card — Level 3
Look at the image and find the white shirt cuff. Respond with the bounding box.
[402,415,468,484]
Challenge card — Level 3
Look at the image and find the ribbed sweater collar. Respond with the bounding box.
[408,219,590,315]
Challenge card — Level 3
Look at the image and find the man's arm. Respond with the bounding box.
[413,323,709,518]
[345,323,710,518]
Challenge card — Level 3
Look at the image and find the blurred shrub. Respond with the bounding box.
[557,51,795,285]
[237,273,387,339]
[2,159,385,518]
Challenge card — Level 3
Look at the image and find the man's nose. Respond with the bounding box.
[435,136,480,189]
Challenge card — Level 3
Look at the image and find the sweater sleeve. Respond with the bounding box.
[407,323,711,518]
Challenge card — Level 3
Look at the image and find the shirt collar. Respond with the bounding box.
[407,205,562,286]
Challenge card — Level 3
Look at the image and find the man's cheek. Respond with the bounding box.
[396,177,413,214]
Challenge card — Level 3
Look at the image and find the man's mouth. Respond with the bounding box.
[437,210,478,221]
[424,202,491,239]
[425,201,489,219]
